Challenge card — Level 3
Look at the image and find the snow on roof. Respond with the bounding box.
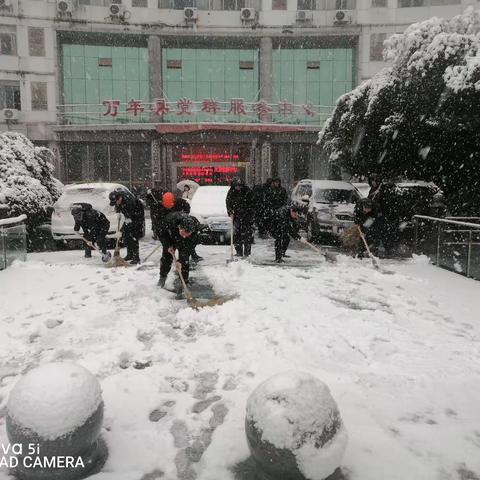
[246,371,348,480]
[190,185,230,218]
[7,363,102,440]
[64,183,128,191]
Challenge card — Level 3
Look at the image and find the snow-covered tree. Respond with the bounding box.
[318,8,480,214]
[0,132,63,224]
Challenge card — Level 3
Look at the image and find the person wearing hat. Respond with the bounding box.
[71,203,111,262]
[153,191,203,264]
[157,212,198,288]
[268,204,304,263]
[109,188,145,265]
[226,178,255,257]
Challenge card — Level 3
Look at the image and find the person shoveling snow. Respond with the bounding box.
[71,203,111,263]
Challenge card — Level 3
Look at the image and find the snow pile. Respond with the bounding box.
[7,362,102,440]
[246,371,348,480]
[0,132,62,222]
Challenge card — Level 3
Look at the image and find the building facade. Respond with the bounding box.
[0,0,473,191]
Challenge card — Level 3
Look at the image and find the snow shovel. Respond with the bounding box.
[299,237,337,263]
[356,226,394,274]
[172,253,236,309]
[136,243,162,271]
[80,236,99,251]
[106,215,129,268]
[226,217,235,264]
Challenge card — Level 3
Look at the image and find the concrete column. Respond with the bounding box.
[259,37,273,103]
[151,139,161,187]
[148,35,163,117]
[261,141,271,182]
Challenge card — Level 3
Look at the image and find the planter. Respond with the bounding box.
[6,363,108,480]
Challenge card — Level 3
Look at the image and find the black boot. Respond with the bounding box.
[157,276,166,288]
[84,250,92,258]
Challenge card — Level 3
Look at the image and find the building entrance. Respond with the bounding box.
[171,144,251,186]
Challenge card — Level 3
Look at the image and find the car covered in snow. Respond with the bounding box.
[51,183,130,245]
[291,179,362,243]
[190,185,232,244]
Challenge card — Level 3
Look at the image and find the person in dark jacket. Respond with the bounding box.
[71,203,111,262]
[109,188,145,265]
[226,178,255,257]
[354,197,383,256]
[146,184,166,239]
[153,191,202,264]
[158,213,198,288]
[269,205,303,263]
[252,178,273,238]
[367,174,383,200]
[265,178,288,233]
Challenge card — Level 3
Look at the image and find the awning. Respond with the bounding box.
[155,123,320,134]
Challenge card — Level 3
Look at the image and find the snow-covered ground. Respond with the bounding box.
[1,237,479,480]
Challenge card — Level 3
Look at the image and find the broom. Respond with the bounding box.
[341,225,362,251]
[106,215,129,268]
[136,243,162,271]
[298,237,337,263]
[172,253,236,309]
[356,225,380,270]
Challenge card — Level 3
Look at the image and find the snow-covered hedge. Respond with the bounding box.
[0,132,63,223]
[318,8,480,214]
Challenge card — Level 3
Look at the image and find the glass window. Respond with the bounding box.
[91,144,109,181]
[370,33,387,61]
[173,0,194,8]
[0,25,17,56]
[398,0,424,6]
[314,189,357,203]
[28,27,45,57]
[372,0,386,6]
[298,0,314,9]
[130,143,152,187]
[65,143,87,182]
[0,81,21,110]
[272,0,287,9]
[110,144,130,184]
[132,0,148,6]
[31,82,48,110]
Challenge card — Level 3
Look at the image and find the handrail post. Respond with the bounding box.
[466,230,472,278]
[414,217,419,254]
[436,222,441,266]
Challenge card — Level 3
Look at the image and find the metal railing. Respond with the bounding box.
[413,215,480,280]
[0,215,27,271]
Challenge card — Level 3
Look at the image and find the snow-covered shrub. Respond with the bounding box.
[318,8,480,214]
[0,132,63,223]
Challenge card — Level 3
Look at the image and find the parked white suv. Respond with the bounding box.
[291,179,361,243]
[190,185,231,244]
[51,183,129,245]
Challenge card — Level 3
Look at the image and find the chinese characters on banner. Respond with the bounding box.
[102,98,320,121]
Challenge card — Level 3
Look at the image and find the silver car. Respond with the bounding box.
[291,180,362,243]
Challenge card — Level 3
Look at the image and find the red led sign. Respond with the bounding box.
[180,153,240,162]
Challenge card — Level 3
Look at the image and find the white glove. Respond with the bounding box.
[124,218,132,225]
[299,237,308,244]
